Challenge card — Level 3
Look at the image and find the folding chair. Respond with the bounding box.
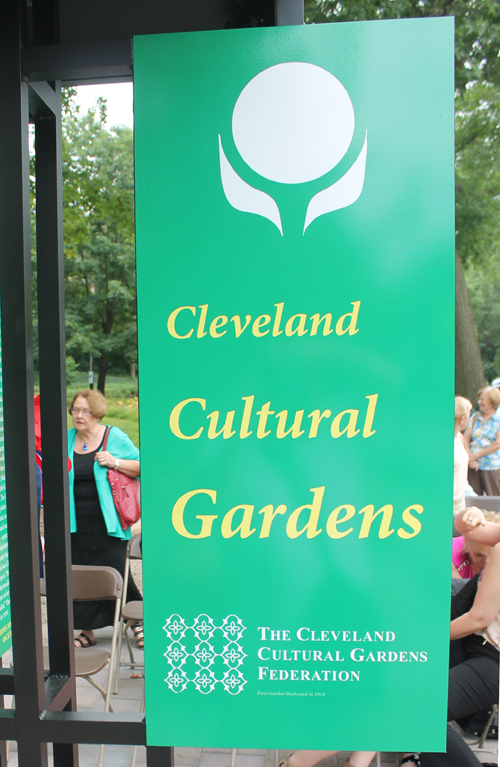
[113,533,143,694]
[41,565,123,767]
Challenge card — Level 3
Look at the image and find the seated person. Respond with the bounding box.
[401,507,500,766]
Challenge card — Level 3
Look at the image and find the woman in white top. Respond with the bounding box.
[454,397,472,515]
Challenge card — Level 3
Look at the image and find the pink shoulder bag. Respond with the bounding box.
[102,427,141,530]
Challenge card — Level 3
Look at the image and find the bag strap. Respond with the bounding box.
[102,425,111,451]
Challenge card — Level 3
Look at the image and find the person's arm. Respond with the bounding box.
[455,507,486,534]
[95,452,140,478]
[470,430,500,461]
[95,426,140,478]
[455,507,500,546]
[451,545,500,639]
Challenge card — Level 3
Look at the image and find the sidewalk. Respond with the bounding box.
[3,625,497,766]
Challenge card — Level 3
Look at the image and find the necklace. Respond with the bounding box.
[80,429,101,451]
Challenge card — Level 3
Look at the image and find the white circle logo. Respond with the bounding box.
[232,62,355,185]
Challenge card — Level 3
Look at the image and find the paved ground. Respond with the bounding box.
[2,604,497,765]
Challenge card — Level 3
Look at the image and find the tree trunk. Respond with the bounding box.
[455,248,485,401]
[97,355,108,395]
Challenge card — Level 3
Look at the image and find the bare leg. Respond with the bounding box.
[285,751,376,767]
[290,751,336,767]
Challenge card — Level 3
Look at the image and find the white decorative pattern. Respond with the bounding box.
[163,614,247,695]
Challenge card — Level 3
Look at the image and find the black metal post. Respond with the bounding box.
[147,746,175,767]
[0,658,8,767]
[35,80,79,767]
[0,1,48,764]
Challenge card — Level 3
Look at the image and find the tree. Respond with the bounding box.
[455,81,500,395]
[465,253,500,382]
[62,98,136,394]
[305,0,500,401]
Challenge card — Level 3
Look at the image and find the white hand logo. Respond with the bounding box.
[218,62,367,235]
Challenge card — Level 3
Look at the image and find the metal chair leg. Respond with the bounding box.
[113,615,126,694]
[477,703,498,749]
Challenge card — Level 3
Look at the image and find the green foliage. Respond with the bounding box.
[455,82,500,266]
[66,372,138,401]
[62,93,137,393]
[65,356,78,385]
[304,0,500,94]
[305,0,500,267]
[466,256,500,382]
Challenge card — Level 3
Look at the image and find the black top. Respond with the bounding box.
[72,435,122,551]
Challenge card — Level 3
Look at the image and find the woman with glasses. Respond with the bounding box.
[68,389,142,648]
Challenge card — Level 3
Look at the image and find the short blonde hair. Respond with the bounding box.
[69,389,108,420]
[478,386,500,409]
[455,396,472,420]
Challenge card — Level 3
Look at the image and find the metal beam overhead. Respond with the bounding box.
[22,40,133,83]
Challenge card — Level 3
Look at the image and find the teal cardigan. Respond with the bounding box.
[68,425,140,541]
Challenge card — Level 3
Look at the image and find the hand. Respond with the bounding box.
[470,460,479,470]
[462,507,486,530]
[94,450,116,469]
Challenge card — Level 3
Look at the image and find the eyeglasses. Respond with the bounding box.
[70,408,92,415]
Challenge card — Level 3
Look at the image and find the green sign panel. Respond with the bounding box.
[0,310,12,655]
[135,19,454,751]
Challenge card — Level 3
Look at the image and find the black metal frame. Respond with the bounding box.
[0,0,303,764]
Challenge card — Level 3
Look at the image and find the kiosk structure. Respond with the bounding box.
[0,1,297,764]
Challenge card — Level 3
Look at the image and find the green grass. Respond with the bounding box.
[103,415,139,448]
[67,373,138,400]
[105,398,139,447]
